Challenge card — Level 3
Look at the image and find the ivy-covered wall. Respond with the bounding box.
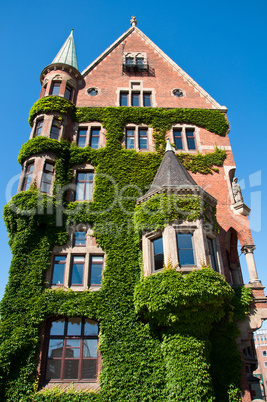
[0,102,252,402]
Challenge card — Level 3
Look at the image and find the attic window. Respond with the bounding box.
[123,52,148,72]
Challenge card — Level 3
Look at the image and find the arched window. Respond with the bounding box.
[45,318,99,381]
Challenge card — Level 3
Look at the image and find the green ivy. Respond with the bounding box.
[28,96,76,127]
[1,102,249,402]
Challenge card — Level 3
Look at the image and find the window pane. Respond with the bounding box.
[85,182,93,200]
[153,237,164,271]
[65,339,80,358]
[90,128,100,149]
[71,257,84,285]
[64,85,72,100]
[67,319,82,336]
[48,339,64,358]
[64,360,79,379]
[51,82,60,95]
[52,262,65,285]
[82,360,97,379]
[186,130,196,150]
[177,234,195,266]
[74,231,86,246]
[46,360,62,380]
[50,319,65,336]
[35,120,43,136]
[174,129,183,150]
[83,339,98,358]
[139,129,147,149]
[90,256,103,285]
[84,320,98,336]
[132,93,140,107]
[120,93,128,106]
[78,129,87,147]
[143,93,151,107]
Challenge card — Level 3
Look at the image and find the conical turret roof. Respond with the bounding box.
[52,29,78,70]
[145,140,197,197]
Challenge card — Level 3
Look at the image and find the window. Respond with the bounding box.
[74,231,86,246]
[120,92,128,106]
[64,84,72,101]
[50,82,61,96]
[119,86,152,107]
[45,318,98,381]
[126,56,134,65]
[77,128,87,148]
[177,234,195,266]
[126,129,135,149]
[87,87,98,96]
[186,129,196,150]
[208,238,218,272]
[131,92,140,107]
[173,128,183,150]
[70,256,85,286]
[89,256,103,286]
[125,126,148,150]
[138,128,148,149]
[264,362,267,368]
[172,127,196,151]
[50,119,61,140]
[263,351,267,357]
[90,128,100,149]
[22,162,34,191]
[76,172,94,201]
[34,119,44,137]
[152,237,164,271]
[41,162,54,194]
[143,93,151,107]
[51,256,66,285]
[172,88,184,97]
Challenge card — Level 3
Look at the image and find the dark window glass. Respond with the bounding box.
[50,119,61,140]
[22,162,34,191]
[208,238,218,272]
[34,119,43,136]
[131,92,140,107]
[139,128,147,149]
[126,129,135,149]
[74,231,86,246]
[76,172,94,201]
[143,93,151,107]
[90,128,100,149]
[70,256,85,285]
[120,92,128,106]
[136,57,144,65]
[177,234,195,266]
[173,129,183,150]
[51,82,61,96]
[41,162,54,193]
[153,237,164,271]
[42,85,47,97]
[126,56,134,65]
[64,85,72,101]
[186,129,196,150]
[89,256,103,286]
[78,128,87,147]
[51,256,66,285]
[46,318,98,381]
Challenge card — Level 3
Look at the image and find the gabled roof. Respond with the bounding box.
[145,140,197,197]
[52,29,78,70]
[82,25,225,110]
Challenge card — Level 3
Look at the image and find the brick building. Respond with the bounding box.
[1,16,267,401]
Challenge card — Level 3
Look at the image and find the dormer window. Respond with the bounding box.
[123,52,148,72]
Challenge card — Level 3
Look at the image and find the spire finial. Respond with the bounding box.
[130,16,137,27]
[165,138,174,153]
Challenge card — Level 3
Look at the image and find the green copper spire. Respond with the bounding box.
[52,29,78,70]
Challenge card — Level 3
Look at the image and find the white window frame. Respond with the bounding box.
[124,124,151,151]
[76,123,104,148]
[117,80,156,107]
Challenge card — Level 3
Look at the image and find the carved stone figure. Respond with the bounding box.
[232,177,243,203]
[130,16,137,26]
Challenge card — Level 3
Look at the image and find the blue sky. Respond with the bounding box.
[1,0,267,323]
